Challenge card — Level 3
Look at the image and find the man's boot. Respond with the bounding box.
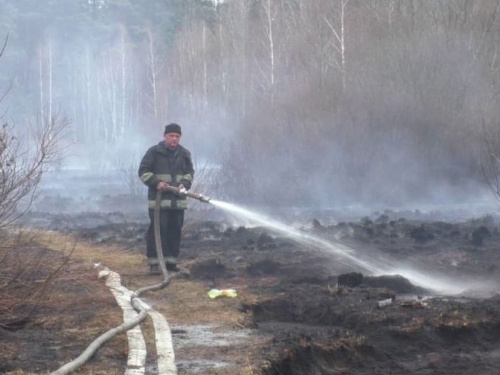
[166,262,180,272]
[165,256,180,272]
[148,259,161,275]
[149,264,161,275]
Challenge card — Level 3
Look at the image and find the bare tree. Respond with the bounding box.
[322,0,350,89]
[146,28,164,121]
[116,154,145,198]
[0,35,68,229]
[480,122,500,202]
[0,34,70,330]
[262,0,277,102]
[0,116,67,229]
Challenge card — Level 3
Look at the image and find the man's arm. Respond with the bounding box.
[138,147,161,188]
[179,151,195,190]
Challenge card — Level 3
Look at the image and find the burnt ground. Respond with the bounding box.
[2,190,500,374]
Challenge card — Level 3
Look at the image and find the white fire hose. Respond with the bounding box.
[51,190,179,375]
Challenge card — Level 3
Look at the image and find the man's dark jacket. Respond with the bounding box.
[138,142,194,210]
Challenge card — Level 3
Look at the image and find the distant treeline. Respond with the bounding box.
[1,0,499,206]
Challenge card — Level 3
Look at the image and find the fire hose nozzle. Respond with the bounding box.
[197,194,211,203]
[177,187,211,203]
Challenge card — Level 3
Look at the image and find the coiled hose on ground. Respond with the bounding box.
[51,191,174,375]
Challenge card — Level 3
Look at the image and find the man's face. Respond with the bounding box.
[164,133,181,149]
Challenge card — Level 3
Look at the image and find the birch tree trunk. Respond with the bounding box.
[202,22,208,112]
[340,0,350,89]
[38,44,44,122]
[85,46,92,141]
[48,37,53,130]
[262,0,276,104]
[120,29,127,137]
[147,28,159,120]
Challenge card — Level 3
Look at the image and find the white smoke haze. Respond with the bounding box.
[0,0,499,217]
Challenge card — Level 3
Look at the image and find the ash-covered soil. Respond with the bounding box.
[166,215,500,374]
[3,192,500,374]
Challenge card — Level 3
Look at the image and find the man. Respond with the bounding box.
[138,123,194,274]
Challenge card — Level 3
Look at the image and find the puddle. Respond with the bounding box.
[146,359,229,374]
[168,324,253,373]
[172,324,252,348]
[176,359,229,373]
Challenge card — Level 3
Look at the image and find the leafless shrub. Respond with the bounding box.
[0,34,70,328]
[480,122,500,202]
[191,159,222,203]
[0,229,75,329]
[0,116,68,229]
[0,34,68,229]
[116,154,145,197]
[184,159,222,229]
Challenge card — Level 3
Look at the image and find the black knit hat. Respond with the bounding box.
[164,123,182,135]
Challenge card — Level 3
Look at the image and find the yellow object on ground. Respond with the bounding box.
[207,289,238,299]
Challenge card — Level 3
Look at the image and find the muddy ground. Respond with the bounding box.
[1,174,500,374]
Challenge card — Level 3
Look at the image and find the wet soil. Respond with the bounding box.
[180,215,500,375]
[2,198,500,374]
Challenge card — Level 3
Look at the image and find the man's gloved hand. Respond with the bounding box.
[178,184,187,195]
[156,181,169,191]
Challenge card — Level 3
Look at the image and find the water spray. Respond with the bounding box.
[207,200,483,296]
[163,190,490,296]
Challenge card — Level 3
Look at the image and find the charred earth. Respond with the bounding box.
[2,172,500,374]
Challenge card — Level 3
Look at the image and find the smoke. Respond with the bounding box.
[1,0,499,217]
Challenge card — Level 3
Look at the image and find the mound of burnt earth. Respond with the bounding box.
[76,222,148,248]
[190,258,228,283]
[362,274,421,294]
[176,218,500,374]
[22,211,147,232]
[251,285,500,375]
[313,215,500,278]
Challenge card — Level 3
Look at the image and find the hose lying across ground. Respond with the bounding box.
[51,191,176,375]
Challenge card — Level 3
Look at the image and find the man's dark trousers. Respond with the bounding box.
[146,209,184,265]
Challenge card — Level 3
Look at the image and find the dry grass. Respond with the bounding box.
[37,231,144,269]
[0,229,74,322]
[0,229,135,374]
[1,229,265,375]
